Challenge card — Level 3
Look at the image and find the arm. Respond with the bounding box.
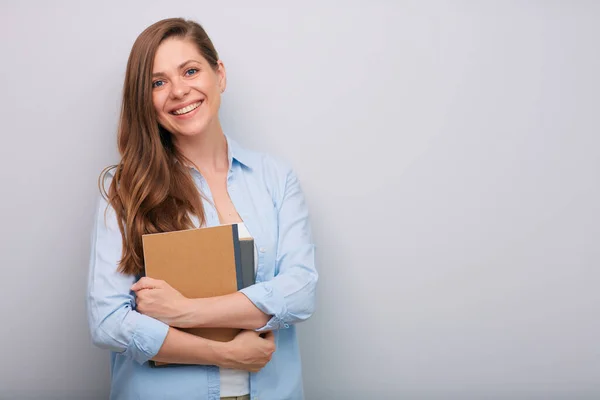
[182,292,270,330]
[149,327,223,365]
[131,278,270,330]
[87,194,169,365]
[155,328,275,372]
[239,166,318,331]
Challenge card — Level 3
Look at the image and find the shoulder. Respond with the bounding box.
[253,151,293,179]
[232,139,295,183]
[232,140,299,205]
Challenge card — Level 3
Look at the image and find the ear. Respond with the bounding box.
[216,60,227,93]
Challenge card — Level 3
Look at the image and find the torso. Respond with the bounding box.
[204,173,242,224]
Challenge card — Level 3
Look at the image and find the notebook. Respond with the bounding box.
[141,223,255,367]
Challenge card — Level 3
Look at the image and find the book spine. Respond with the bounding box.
[231,224,244,291]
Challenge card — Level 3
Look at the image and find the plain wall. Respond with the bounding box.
[1,1,599,399]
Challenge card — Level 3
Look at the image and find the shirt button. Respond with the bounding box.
[259,247,266,253]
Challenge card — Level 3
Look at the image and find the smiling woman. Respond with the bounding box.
[87,18,318,400]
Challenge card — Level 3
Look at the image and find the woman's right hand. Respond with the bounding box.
[219,330,276,372]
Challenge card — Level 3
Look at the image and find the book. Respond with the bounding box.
[141,223,255,367]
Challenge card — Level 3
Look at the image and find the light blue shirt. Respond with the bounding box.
[87,135,318,400]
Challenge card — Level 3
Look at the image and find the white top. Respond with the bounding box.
[219,222,256,397]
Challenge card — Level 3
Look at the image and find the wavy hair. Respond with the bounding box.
[99,18,220,275]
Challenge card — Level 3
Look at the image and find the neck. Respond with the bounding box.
[173,119,229,175]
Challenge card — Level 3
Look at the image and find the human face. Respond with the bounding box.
[151,37,226,139]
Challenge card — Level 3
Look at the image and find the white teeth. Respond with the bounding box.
[173,101,201,115]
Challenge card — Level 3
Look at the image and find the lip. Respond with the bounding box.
[169,100,204,119]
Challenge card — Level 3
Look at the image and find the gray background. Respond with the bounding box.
[1,1,599,399]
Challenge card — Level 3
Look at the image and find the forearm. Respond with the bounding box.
[239,270,317,330]
[152,327,227,365]
[181,292,270,330]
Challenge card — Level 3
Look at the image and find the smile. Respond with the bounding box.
[171,101,203,115]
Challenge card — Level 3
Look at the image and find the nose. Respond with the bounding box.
[169,77,190,99]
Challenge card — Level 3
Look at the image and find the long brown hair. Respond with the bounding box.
[99,18,220,275]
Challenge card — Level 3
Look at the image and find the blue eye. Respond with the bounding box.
[185,68,198,76]
[152,80,165,88]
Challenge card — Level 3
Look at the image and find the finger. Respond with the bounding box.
[131,277,159,291]
[135,298,144,311]
[263,330,275,342]
[134,288,150,300]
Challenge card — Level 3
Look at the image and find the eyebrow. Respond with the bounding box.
[152,59,201,78]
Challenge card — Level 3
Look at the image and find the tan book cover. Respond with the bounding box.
[141,223,255,367]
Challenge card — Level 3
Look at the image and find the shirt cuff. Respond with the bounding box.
[240,283,290,331]
[123,313,170,365]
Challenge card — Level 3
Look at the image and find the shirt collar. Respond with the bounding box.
[225,134,254,170]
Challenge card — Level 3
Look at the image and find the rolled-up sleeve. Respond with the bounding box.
[87,191,169,364]
[241,166,318,331]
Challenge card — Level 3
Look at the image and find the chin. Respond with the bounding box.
[163,119,211,138]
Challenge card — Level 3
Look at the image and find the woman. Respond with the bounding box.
[87,18,318,400]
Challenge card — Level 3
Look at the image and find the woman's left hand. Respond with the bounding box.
[131,277,190,327]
